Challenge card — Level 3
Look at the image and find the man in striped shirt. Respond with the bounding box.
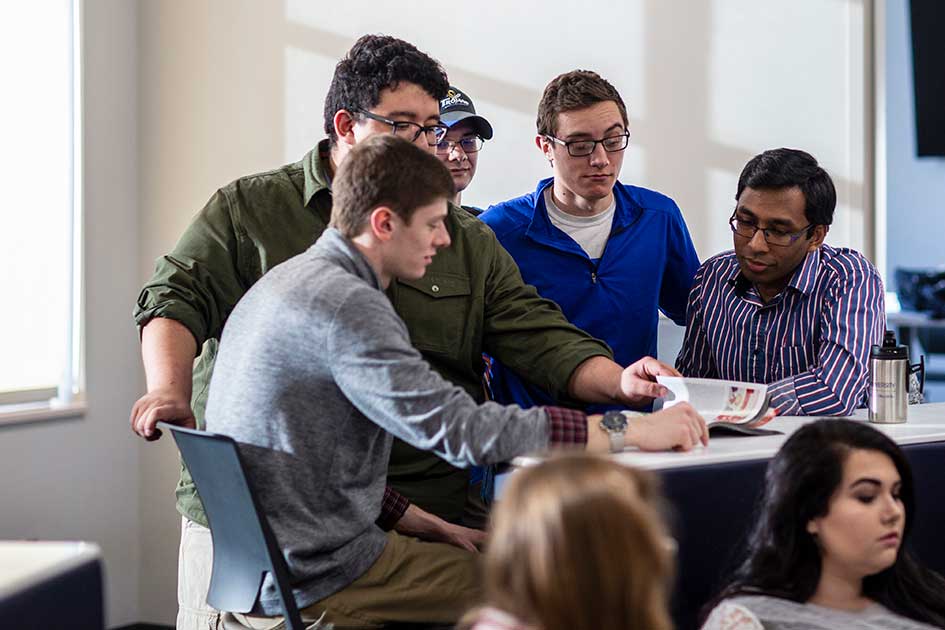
[676,148,884,416]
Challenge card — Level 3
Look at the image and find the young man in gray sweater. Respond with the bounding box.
[205,135,707,628]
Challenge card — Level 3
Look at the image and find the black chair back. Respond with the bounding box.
[160,422,306,630]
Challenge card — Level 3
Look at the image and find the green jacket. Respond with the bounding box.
[134,140,612,525]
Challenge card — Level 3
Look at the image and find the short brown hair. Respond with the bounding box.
[330,135,454,238]
[473,454,674,630]
[536,70,629,137]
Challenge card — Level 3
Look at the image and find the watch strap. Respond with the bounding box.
[608,429,624,453]
[610,410,645,453]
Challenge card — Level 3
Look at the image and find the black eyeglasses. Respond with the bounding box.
[729,214,815,247]
[355,109,449,145]
[435,136,484,155]
[546,130,630,157]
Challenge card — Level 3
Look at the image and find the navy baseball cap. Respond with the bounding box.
[439,86,494,140]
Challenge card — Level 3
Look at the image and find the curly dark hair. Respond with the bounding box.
[323,34,449,146]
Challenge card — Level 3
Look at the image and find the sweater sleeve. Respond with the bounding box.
[326,286,557,467]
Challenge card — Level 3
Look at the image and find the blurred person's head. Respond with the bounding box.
[436,86,493,205]
[330,135,454,284]
[730,148,833,301]
[535,70,630,215]
[709,419,945,627]
[473,453,674,630]
[324,35,449,161]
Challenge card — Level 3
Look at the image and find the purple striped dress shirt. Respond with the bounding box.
[676,245,885,416]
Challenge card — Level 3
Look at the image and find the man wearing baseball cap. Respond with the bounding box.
[437,86,493,215]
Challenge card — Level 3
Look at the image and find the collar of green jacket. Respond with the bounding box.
[303,139,333,208]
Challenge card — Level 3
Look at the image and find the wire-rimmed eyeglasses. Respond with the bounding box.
[435,136,484,155]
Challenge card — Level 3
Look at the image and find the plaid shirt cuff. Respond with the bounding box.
[375,485,410,531]
[544,406,588,446]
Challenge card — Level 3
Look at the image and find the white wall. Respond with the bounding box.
[0,0,142,627]
[137,0,871,266]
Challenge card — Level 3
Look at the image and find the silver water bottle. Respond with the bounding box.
[869,330,909,424]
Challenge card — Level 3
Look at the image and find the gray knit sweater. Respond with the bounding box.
[205,228,550,613]
[702,595,940,629]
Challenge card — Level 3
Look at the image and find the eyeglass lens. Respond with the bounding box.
[565,133,629,157]
[436,137,483,154]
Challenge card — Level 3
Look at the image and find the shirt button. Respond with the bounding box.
[431,285,440,293]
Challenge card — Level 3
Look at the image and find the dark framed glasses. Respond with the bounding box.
[546,130,630,157]
[355,109,449,146]
[729,214,815,247]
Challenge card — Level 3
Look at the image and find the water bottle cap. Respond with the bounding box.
[871,330,908,359]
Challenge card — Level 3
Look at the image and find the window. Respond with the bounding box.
[0,1,83,421]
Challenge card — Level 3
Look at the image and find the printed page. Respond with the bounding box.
[658,376,769,424]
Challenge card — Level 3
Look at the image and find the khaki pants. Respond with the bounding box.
[177,518,480,630]
[177,517,223,630]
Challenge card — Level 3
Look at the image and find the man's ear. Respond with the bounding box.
[808,224,828,252]
[536,134,554,166]
[333,109,358,147]
[368,206,396,242]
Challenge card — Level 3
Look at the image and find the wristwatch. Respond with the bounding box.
[600,410,639,453]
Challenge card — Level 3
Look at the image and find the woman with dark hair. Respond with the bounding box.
[702,419,945,629]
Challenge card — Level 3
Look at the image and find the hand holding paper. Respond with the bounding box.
[658,376,781,436]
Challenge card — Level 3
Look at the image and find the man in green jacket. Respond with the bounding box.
[131,34,698,629]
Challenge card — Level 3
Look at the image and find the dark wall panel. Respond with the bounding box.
[910,0,945,156]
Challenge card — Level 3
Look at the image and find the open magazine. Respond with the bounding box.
[657,376,781,436]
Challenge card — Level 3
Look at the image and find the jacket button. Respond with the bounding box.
[431,285,440,293]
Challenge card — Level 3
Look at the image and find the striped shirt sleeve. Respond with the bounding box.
[768,259,885,416]
[676,265,720,378]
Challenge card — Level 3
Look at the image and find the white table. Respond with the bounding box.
[0,541,103,629]
[514,403,945,471]
[505,403,945,630]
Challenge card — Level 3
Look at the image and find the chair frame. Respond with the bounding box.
[160,422,306,630]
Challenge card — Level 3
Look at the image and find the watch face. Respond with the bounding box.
[601,411,628,432]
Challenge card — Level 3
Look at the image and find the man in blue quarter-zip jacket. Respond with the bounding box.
[480,70,700,413]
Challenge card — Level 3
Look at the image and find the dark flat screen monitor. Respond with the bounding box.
[910,0,945,156]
